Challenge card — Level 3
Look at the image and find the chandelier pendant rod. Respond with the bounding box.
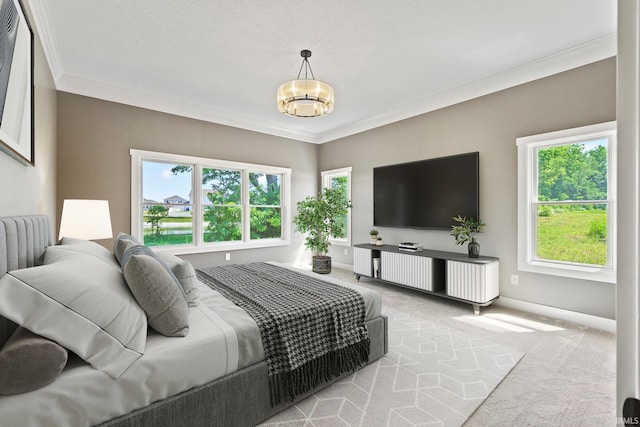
[296,58,316,81]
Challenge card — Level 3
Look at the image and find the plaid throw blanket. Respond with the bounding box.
[196,263,370,406]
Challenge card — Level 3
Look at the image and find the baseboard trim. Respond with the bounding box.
[332,261,353,271]
[494,297,616,333]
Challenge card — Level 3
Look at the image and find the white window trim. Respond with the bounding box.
[321,167,352,247]
[516,121,616,283]
[131,149,291,255]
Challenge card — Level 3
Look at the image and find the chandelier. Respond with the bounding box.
[276,50,334,118]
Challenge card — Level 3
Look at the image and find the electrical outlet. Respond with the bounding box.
[225,253,231,261]
[510,274,519,285]
[344,248,348,255]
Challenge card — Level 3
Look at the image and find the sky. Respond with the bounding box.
[582,137,608,151]
[142,161,275,203]
[143,161,192,202]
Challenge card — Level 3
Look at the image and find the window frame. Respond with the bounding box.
[516,121,616,283]
[131,149,291,254]
[321,167,352,247]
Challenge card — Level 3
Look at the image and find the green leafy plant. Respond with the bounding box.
[587,219,607,240]
[145,205,168,237]
[293,187,352,256]
[451,215,485,245]
[369,229,379,236]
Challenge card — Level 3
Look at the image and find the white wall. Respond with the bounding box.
[0,2,56,219]
[616,0,639,418]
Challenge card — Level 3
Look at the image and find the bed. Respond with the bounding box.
[0,215,388,427]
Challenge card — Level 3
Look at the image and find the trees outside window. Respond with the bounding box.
[200,167,242,243]
[321,167,352,247]
[131,149,291,253]
[249,172,282,240]
[517,122,616,283]
[141,161,193,246]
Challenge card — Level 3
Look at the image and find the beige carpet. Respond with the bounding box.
[260,307,523,426]
[259,265,616,427]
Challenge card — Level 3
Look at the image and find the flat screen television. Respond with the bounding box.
[373,152,479,230]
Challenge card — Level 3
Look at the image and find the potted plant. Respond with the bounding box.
[376,236,383,246]
[451,215,486,258]
[293,187,352,274]
[369,229,379,245]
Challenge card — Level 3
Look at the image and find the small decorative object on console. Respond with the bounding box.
[399,242,423,251]
[369,229,379,245]
[468,238,480,258]
[451,215,485,258]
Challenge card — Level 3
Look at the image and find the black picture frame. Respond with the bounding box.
[0,0,34,165]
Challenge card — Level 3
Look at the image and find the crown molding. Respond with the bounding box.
[27,0,64,81]
[41,16,615,145]
[316,33,617,143]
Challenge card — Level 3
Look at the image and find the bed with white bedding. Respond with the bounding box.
[0,216,387,427]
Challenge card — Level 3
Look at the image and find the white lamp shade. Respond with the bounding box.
[59,199,113,240]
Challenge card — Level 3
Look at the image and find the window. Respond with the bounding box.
[516,122,616,283]
[131,149,291,254]
[321,167,352,246]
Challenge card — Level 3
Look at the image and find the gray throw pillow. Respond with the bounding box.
[121,246,189,337]
[113,232,142,264]
[158,252,200,307]
[0,327,68,395]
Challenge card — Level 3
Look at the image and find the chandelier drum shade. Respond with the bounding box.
[277,50,334,118]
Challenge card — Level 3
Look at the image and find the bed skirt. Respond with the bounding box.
[97,314,387,427]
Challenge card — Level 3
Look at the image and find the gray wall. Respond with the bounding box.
[0,2,56,219]
[320,58,616,319]
[56,93,318,268]
[56,59,616,318]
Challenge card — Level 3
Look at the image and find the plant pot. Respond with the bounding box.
[376,240,383,246]
[312,255,332,274]
[468,238,480,258]
[370,236,378,245]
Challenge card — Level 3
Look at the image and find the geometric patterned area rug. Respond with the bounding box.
[259,308,524,427]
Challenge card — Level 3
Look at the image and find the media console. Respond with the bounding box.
[353,243,499,314]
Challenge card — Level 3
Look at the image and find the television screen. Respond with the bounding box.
[373,152,479,230]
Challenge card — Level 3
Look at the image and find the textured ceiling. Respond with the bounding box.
[26,0,616,143]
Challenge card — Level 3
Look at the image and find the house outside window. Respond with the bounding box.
[516,121,616,283]
[130,149,291,254]
[321,167,352,247]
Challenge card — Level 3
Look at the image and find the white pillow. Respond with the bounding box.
[0,247,147,379]
[57,237,120,268]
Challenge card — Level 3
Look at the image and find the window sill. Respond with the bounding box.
[150,239,291,256]
[329,239,351,247]
[518,259,616,284]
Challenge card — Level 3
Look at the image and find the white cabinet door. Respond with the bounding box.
[381,251,433,291]
[446,260,499,303]
[353,247,373,277]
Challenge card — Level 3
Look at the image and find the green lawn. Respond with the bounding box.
[536,209,607,266]
[142,215,242,245]
[143,215,193,246]
[144,233,193,246]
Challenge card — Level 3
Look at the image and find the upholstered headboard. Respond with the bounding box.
[0,215,52,345]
